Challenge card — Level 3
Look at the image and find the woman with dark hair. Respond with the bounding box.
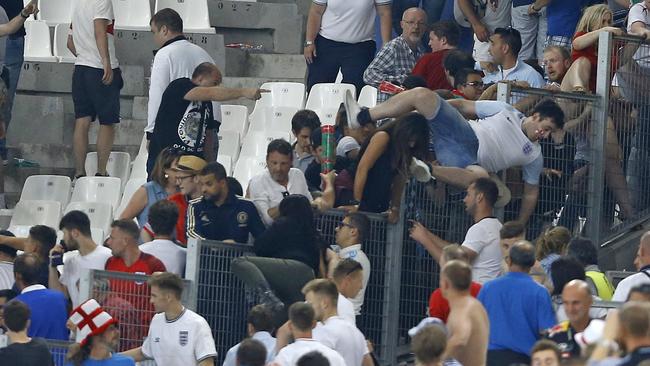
[353,112,429,222]
[232,195,325,323]
[567,237,615,301]
[550,257,607,321]
[119,147,181,229]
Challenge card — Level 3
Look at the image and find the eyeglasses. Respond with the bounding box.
[464,81,484,88]
[402,20,427,27]
[337,221,356,229]
[175,174,195,182]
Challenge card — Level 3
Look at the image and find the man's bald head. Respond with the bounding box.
[402,7,427,20]
[563,279,591,298]
[562,280,592,328]
[636,231,650,270]
[508,240,536,271]
[400,8,427,46]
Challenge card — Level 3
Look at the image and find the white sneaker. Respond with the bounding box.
[344,89,362,129]
[410,158,432,182]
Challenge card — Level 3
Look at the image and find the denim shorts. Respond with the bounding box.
[428,94,479,169]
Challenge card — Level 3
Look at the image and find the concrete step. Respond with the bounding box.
[226,49,306,79]
[18,63,146,96]
[15,143,139,170]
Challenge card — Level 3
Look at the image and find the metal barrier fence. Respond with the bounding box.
[598,32,650,242]
[44,339,73,366]
[79,270,194,357]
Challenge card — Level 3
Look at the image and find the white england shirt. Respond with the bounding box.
[274,338,346,366]
[313,316,369,366]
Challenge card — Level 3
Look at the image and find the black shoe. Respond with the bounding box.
[258,288,285,314]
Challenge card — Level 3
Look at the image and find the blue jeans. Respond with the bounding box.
[0,37,24,159]
[427,94,479,168]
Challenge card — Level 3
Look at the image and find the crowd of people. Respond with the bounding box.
[0,0,647,365]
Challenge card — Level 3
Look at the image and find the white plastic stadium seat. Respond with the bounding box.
[24,21,58,62]
[314,108,339,126]
[65,201,113,235]
[220,105,249,136]
[112,0,152,30]
[251,82,306,113]
[130,156,148,180]
[38,0,75,25]
[239,131,291,158]
[114,178,146,219]
[20,175,72,210]
[85,152,131,191]
[91,228,105,245]
[217,130,241,163]
[358,85,378,108]
[305,83,356,110]
[248,106,299,133]
[70,177,122,213]
[217,155,232,176]
[53,23,76,63]
[155,0,215,33]
[233,156,267,194]
[10,200,62,229]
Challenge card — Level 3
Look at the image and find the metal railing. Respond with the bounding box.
[44,339,73,366]
[79,270,194,355]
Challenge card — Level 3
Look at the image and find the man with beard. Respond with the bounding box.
[48,211,112,307]
[186,162,265,243]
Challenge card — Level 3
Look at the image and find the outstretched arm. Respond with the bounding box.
[184,87,268,102]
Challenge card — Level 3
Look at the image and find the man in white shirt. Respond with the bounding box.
[327,213,371,314]
[482,27,545,88]
[140,200,187,277]
[146,8,216,141]
[410,177,503,284]
[345,87,565,224]
[0,239,15,290]
[331,259,364,325]
[48,211,112,307]
[223,305,277,366]
[68,0,122,179]
[302,279,373,366]
[612,231,650,302]
[273,302,346,366]
[248,139,313,226]
[123,272,217,366]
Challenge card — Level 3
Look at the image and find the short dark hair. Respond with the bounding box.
[430,20,460,47]
[454,68,484,89]
[267,139,292,157]
[532,98,565,129]
[148,200,179,237]
[288,302,315,331]
[531,340,561,361]
[199,162,227,181]
[148,272,184,299]
[297,351,331,366]
[227,177,244,196]
[3,299,30,332]
[13,253,42,286]
[442,260,472,291]
[302,279,338,306]
[247,305,274,332]
[332,259,363,282]
[567,237,598,267]
[29,225,57,259]
[493,27,523,56]
[0,289,16,302]
[291,110,321,134]
[59,210,92,237]
[500,221,525,239]
[0,239,16,259]
[411,325,447,364]
[509,241,536,269]
[550,257,586,295]
[345,212,370,242]
[471,177,498,208]
[237,338,267,366]
[192,62,221,80]
[111,219,140,242]
[443,50,476,80]
[150,8,183,33]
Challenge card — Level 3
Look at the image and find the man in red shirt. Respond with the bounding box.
[105,219,166,348]
[411,20,460,91]
[142,155,207,246]
[428,244,481,323]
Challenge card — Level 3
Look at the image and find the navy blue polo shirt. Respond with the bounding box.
[186,193,266,243]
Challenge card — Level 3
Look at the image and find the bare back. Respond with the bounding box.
[446,295,489,366]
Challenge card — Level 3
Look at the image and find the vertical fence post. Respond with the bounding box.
[495,82,512,222]
[185,237,201,310]
[588,32,613,246]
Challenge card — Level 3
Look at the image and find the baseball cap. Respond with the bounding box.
[68,299,118,346]
[175,156,207,173]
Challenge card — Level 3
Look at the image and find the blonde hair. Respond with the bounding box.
[575,4,612,33]
[535,226,571,260]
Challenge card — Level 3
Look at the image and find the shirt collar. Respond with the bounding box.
[153,35,187,56]
[253,331,273,340]
[21,284,46,294]
[397,35,425,57]
[339,244,362,255]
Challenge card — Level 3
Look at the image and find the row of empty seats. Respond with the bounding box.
[24,21,74,63]
[22,0,214,33]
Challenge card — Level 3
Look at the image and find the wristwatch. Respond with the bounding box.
[304,40,314,47]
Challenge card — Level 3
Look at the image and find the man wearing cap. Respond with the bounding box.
[544,279,593,359]
[143,155,206,246]
[66,298,135,365]
[187,162,265,243]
